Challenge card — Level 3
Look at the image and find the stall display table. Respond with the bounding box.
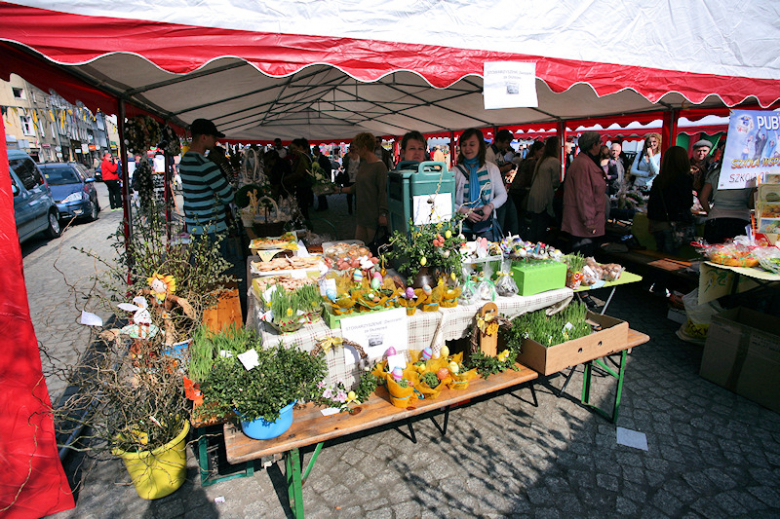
[248,288,574,355]
[573,271,643,314]
[224,363,539,519]
[698,261,780,304]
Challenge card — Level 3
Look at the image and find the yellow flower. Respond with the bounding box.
[286,307,293,317]
[497,349,510,362]
[436,222,443,230]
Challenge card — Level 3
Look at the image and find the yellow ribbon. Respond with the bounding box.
[318,337,343,353]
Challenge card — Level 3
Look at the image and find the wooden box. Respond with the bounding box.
[516,312,629,375]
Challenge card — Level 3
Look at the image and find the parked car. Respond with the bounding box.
[38,162,101,222]
[7,150,61,243]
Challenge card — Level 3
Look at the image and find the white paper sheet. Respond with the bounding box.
[80,310,103,327]
[616,427,648,451]
[483,62,538,109]
[413,193,453,225]
[340,308,408,366]
[238,348,260,370]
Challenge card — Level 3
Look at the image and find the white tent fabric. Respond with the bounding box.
[1,0,779,141]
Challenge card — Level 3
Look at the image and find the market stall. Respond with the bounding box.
[2,2,780,517]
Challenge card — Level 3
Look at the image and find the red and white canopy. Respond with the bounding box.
[1,0,778,141]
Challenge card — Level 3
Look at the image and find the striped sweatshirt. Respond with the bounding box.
[179,151,235,234]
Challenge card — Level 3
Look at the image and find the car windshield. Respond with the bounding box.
[42,166,82,185]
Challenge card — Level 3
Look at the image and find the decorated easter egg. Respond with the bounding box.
[386,346,397,357]
[437,368,449,381]
[448,361,459,374]
[371,277,381,290]
[420,256,427,266]
[440,345,450,358]
[405,287,416,299]
[353,270,363,282]
[443,250,450,258]
[423,284,432,296]
[445,230,452,239]
[391,367,403,381]
[347,391,357,401]
[422,347,433,360]
[325,288,337,301]
[450,272,457,281]
[373,271,382,279]
[516,248,527,257]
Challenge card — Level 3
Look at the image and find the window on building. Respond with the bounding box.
[12,87,25,99]
[20,116,35,136]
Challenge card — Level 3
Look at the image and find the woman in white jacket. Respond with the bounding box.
[454,128,507,240]
[631,132,662,190]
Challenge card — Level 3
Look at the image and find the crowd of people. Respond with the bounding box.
[168,118,752,287]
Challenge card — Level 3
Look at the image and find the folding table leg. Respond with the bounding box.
[286,448,305,519]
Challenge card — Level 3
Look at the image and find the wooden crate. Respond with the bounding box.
[203,288,243,333]
[516,311,629,376]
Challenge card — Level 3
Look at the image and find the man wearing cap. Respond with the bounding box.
[179,118,235,249]
[690,139,713,193]
[561,131,606,256]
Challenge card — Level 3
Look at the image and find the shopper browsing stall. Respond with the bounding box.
[453,128,507,240]
[698,167,755,244]
[561,131,605,256]
[337,132,389,243]
[646,146,695,254]
[399,131,427,164]
[631,132,662,190]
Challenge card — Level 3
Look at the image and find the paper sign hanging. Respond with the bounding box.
[413,193,453,225]
[340,308,408,365]
[719,109,780,190]
[483,62,538,110]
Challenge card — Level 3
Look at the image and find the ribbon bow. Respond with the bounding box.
[317,336,343,353]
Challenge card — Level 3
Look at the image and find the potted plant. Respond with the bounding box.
[562,253,586,289]
[383,216,466,288]
[198,343,327,440]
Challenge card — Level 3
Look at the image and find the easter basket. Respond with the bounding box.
[252,196,290,237]
[311,336,370,389]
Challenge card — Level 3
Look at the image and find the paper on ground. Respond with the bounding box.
[80,310,103,327]
[616,427,648,451]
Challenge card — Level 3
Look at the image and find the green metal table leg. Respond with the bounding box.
[285,443,323,519]
[611,350,628,423]
[286,448,305,519]
[580,350,628,423]
[196,426,255,487]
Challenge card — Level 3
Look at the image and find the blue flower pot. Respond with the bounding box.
[239,401,296,440]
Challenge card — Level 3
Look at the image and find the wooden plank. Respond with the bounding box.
[203,288,242,333]
[627,328,650,348]
[224,364,538,464]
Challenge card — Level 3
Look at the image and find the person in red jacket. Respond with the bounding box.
[101,152,122,210]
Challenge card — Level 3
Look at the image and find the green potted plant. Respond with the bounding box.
[199,343,327,440]
[383,216,466,287]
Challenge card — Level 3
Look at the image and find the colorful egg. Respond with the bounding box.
[371,278,381,290]
[386,346,397,357]
[440,345,450,358]
[391,367,403,381]
[420,257,427,266]
[325,288,337,301]
[423,284,432,296]
[448,361,459,374]
[422,347,433,360]
[437,368,450,381]
[445,230,452,239]
[405,287,416,299]
[353,270,363,282]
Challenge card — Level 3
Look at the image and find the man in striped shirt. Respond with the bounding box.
[180,119,235,237]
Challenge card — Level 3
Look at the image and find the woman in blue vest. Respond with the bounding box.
[454,128,507,240]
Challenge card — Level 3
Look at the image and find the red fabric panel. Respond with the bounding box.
[0,42,117,114]
[0,2,778,108]
[0,124,74,516]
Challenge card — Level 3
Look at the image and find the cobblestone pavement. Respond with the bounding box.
[23,182,119,405]
[40,193,780,519]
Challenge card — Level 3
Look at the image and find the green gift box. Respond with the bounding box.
[510,260,567,296]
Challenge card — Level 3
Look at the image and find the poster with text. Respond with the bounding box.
[719,109,780,190]
[340,308,408,365]
[483,62,538,109]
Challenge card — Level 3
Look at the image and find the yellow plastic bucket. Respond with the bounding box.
[115,421,190,500]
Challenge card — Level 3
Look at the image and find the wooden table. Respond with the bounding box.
[224,363,539,518]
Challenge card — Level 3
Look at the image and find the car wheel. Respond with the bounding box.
[88,199,100,221]
[45,210,62,239]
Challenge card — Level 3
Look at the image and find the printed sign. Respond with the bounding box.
[483,62,538,109]
[340,308,408,365]
[719,109,780,190]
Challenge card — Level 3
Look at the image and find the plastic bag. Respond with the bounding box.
[679,289,723,341]
[495,259,518,297]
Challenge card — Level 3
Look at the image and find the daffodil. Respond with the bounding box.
[497,349,510,362]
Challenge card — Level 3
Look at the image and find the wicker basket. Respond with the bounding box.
[311,338,370,390]
[252,196,289,237]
